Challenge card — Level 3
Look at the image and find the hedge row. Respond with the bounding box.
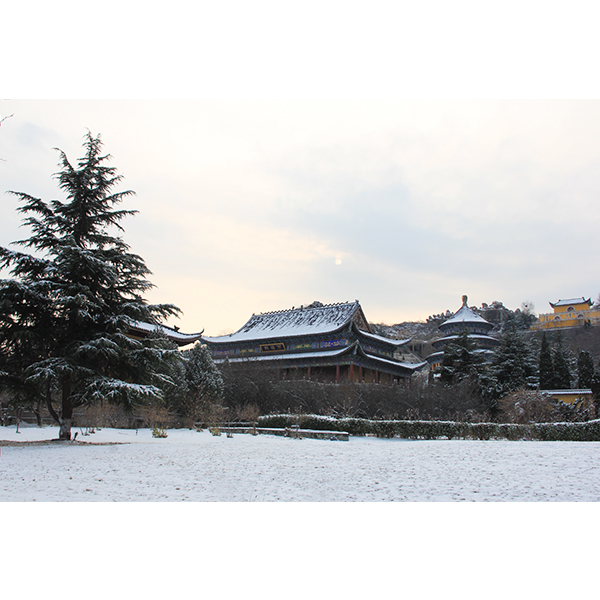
[257,414,600,441]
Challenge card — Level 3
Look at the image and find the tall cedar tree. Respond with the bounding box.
[552,335,572,390]
[576,350,595,389]
[482,326,538,400]
[0,133,181,439]
[538,332,554,390]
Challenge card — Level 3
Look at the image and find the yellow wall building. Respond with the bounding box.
[542,389,593,406]
[533,297,600,330]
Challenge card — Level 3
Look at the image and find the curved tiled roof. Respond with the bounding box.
[203,301,365,343]
[358,330,411,347]
[550,297,591,308]
[128,321,204,347]
[439,304,493,332]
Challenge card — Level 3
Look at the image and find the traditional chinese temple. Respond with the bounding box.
[426,295,498,368]
[532,297,600,330]
[201,301,427,384]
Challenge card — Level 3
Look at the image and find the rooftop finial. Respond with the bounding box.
[462,294,468,307]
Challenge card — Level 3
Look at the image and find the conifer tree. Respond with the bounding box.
[175,343,225,420]
[591,365,600,400]
[439,332,485,384]
[184,342,224,403]
[0,132,181,439]
[483,326,538,399]
[538,332,554,390]
[577,350,595,389]
[552,335,572,390]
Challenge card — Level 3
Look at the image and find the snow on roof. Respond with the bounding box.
[214,345,428,372]
[203,301,363,343]
[541,389,593,395]
[363,352,428,371]
[359,330,411,347]
[550,297,591,307]
[428,348,494,360]
[440,304,491,327]
[128,320,204,346]
[433,334,498,343]
[213,346,353,364]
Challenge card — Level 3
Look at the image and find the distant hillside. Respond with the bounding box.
[370,321,440,342]
[372,312,600,363]
[370,321,440,359]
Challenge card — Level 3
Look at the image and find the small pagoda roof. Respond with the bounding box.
[550,297,591,308]
[440,304,492,329]
[127,321,204,347]
[432,333,498,345]
[427,348,495,362]
[203,301,370,344]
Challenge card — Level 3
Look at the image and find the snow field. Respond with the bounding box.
[1,426,600,501]
[3,425,600,599]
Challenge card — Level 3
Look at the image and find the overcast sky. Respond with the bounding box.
[2,99,599,336]
[2,4,600,337]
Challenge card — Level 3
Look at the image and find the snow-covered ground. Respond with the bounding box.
[3,424,599,598]
[2,424,599,501]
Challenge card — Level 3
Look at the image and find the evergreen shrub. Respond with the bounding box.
[257,414,600,441]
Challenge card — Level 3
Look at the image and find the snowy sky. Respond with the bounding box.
[2,3,600,337]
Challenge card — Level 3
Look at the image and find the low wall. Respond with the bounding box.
[218,426,349,441]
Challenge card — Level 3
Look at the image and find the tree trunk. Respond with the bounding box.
[46,378,60,424]
[34,399,44,428]
[59,376,73,441]
[59,418,72,440]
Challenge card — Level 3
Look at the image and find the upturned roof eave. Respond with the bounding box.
[549,297,591,308]
[353,323,411,347]
[127,320,204,346]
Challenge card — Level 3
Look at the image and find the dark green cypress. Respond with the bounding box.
[552,335,572,390]
[538,332,554,390]
[577,350,595,389]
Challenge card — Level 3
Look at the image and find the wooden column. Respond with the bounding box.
[336,364,340,384]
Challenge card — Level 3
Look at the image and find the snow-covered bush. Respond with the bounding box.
[258,413,600,441]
